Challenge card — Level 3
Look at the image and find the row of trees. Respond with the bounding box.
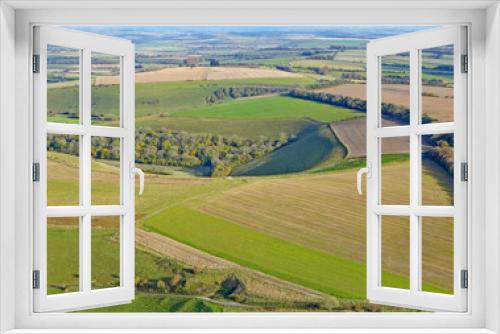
[424,140,454,176]
[287,89,437,124]
[135,128,292,176]
[48,128,293,177]
[205,86,292,104]
[286,89,454,175]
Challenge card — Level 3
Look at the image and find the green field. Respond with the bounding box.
[47,224,169,295]
[48,77,318,123]
[232,124,347,176]
[134,94,363,142]
[135,116,319,140]
[144,205,410,299]
[172,96,363,122]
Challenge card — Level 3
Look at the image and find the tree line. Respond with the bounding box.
[287,89,438,124]
[48,128,293,177]
[205,86,292,104]
[287,89,454,175]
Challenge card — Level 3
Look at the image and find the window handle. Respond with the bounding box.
[130,163,145,195]
[357,163,371,195]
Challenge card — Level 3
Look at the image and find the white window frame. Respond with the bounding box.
[0,1,499,333]
[32,26,136,312]
[366,26,468,312]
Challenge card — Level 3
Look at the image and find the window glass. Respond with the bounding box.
[380,52,410,127]
[421,217,454,294]
[421,134,454,206]
[91,52,121,126]
[421,45,454,123]
[47,134,80,206]
[47,45,80,123]
[47,217,80,295]
[380,136,410,205]
[91,216,121,289]
[91,137,121,205]
[381,216,410,289]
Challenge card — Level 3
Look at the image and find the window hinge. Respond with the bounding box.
[461,162,468,182]
[33,163,40,182]
[32,270,40,289]
[461,269,468,289]
[32,54,40,73]
[461,54,468,73]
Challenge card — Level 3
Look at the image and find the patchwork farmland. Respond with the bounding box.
[46,26,455,312]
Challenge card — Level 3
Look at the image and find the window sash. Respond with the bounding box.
[366,26,468,312]
[32,26,136,313]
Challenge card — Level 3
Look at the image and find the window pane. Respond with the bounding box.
[381,215,410,289]
[47,217,80,295]
[421,217,454,294]
[47,45,80,124]
[380,136,410,205]
[421,134,454,206]
[91,52,121,126]
[421,45,454,123]
[91,216,121,289]
[47,134,80,206]
[380,52,410,127]
[91,137,121,205]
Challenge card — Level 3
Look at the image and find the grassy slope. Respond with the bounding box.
[232,125,347,176]
[47,225,169,295]
[172,96,362,122]
[90,293,225,313]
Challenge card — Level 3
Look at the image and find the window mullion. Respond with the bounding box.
[409,48,421,293]
[80,47,92,293]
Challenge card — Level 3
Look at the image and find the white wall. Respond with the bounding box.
[0,2,16,333]
[485,2,500,333]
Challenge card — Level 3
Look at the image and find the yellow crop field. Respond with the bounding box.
[95,66,304,85]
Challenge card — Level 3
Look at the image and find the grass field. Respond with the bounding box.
[144,204,403,298]
[135,116,319,140]
[47,222,169,295]
[48,76,318,123]
[135,94,363,142]
[172,96,364,122]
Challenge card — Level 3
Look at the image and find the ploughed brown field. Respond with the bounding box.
[333,118,408,157]
[95,66,304,85]
[318,83,454,122]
